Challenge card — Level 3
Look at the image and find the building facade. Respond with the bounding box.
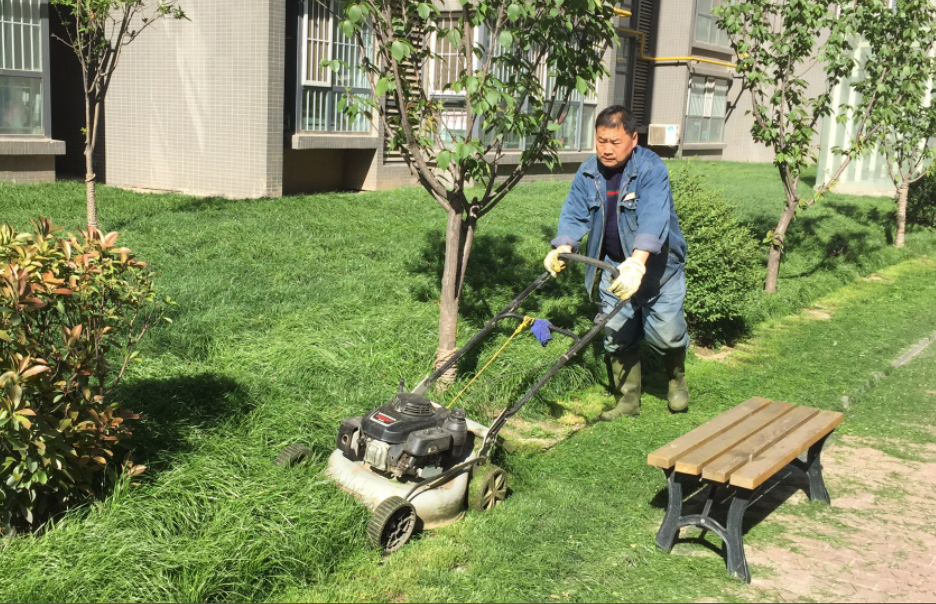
[42,1,828,198]
[0,0,64,183]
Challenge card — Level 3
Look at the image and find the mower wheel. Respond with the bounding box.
[467,464,508,512]
[273,443,314,467]
[367,496,417,553]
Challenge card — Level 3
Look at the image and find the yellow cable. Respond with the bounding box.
[447,315,536,409]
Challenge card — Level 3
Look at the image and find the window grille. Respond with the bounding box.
[300,0,373,133]
[685,75,727,144]
[694,0,730,48]
[0,0,43,136]
[0,0,41,72]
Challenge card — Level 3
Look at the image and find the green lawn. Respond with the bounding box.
[0,162,934,602]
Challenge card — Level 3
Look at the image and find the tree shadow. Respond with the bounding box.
[407,225,597,328]
[780,203,893,279]
[409,225,606,395]
[115,373,253,471]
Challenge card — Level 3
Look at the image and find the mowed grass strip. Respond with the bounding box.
[0,163,933,602]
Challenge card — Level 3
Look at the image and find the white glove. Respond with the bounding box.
[607,257,646,300]
[543,245,573,277]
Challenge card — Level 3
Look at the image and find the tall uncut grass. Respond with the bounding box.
[0,161,934,602]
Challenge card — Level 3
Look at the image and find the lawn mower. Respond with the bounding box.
[275,253,627,552]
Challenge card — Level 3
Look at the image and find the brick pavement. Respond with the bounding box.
[742,436,936,602]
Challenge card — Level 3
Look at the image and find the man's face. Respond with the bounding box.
[595,125,638,170]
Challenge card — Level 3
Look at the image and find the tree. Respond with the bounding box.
[334,0,616,377]
[856,0,936,248]
[715,1,886,293]
[51,0,187,231]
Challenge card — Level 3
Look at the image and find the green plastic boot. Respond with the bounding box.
[599,349,641,421]
[663,350,689,413]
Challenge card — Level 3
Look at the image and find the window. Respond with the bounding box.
[684,76,728,144]
[0,0,44,136]
[694,0,730,48]
[299,0,373,133]
[464,24,596,152]
[614,34,636,109]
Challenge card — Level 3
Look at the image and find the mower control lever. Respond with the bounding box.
[557,252,620,280]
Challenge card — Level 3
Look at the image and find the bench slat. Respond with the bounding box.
[729,410,845,490]
[701,405,820,483]
[674,401,795,476]
[647,397,773,469]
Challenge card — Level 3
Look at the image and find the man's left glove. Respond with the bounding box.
[607,258,646,301]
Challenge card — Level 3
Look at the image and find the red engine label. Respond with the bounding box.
[373,412,397,425]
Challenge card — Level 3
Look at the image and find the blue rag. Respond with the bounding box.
[530,319,553,347]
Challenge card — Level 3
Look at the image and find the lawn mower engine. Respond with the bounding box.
[336,392,473,480]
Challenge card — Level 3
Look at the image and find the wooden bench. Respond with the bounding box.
[647,397,844,583]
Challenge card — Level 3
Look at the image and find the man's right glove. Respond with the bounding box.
[543,244,573,277]
[607,257,647,301]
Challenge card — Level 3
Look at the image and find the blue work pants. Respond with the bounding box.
[598,260,689,357]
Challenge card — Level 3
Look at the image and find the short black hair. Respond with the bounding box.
[595,105,637,136]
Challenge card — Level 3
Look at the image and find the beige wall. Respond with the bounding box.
[105,0,285,199]
[0,155,56,183]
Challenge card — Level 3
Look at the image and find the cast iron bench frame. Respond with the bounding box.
[647,397,844,583]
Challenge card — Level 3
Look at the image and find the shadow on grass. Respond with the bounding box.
[117,373,253,470]
[741,197,898,282]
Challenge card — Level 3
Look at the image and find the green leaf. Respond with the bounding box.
[0,330,9,343]
[498,30,514,48]
[417,3,430,20]
[375,77,389,97]
[547,122,562,131]
[465,76,480,95]
[339,19,354,39]
[390,41,409,62]
[507,4,522,22]
[575,75,588,96]
[447,28,462,48]
[436,150,452,171]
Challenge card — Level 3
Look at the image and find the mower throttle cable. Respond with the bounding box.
[446,315,536,409]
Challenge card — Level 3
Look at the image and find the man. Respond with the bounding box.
[543,105,689,419]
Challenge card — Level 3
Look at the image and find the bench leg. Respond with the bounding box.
[804,435,831,504]
[791,433,832,504]
[725,489,752,583]
[656,468,682,552]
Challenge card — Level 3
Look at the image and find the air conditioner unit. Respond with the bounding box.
[647,124,680,146]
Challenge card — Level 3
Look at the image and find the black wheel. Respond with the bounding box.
[467,464,508,512]
[367,496,417,553]
[274,443,313,467]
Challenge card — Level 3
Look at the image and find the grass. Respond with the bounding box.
[0,161,934,602]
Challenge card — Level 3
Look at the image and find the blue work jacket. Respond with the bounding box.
[551,147,687,298]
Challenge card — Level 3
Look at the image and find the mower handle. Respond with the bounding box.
[557,252,620,280]
[410,252,622,397]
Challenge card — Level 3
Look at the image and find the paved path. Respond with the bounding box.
[740,436,936,602]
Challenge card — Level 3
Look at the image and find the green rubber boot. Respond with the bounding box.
[599,349,641,421]
[663,350,689,413]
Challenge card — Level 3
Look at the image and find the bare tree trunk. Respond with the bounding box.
[765,194,799,294]
[84,97,99,231]
[434,209,466,385]
[85,150,97,231]
[895,179,909,248]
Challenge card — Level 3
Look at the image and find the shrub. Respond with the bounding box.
[907,171,936,229]
[671,167,762,345]
[0,218,170,528]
